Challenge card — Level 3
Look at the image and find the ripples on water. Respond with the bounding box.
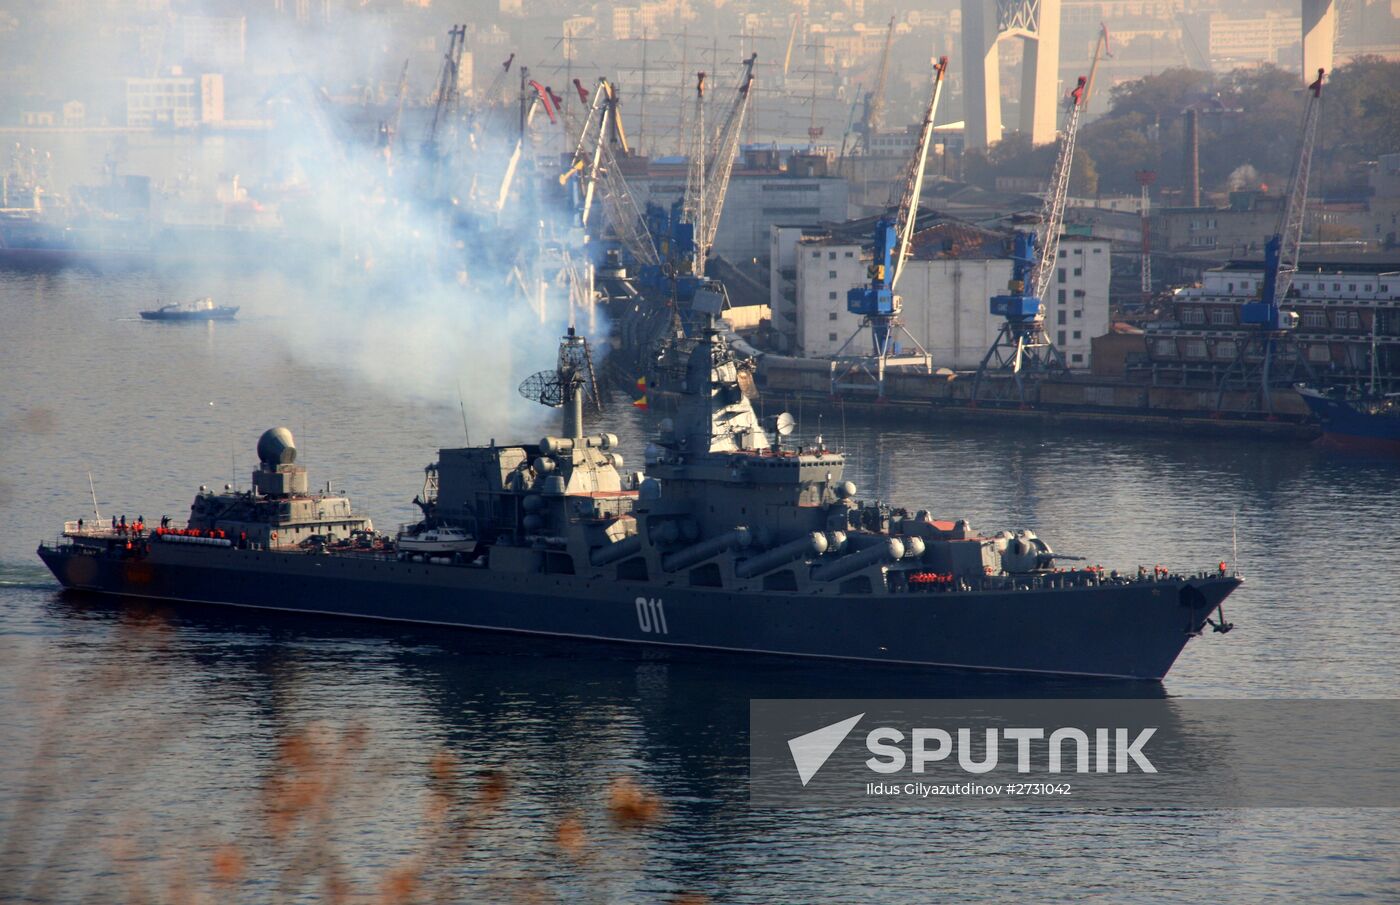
[2,270,1398,901]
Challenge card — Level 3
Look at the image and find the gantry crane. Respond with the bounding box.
[1215,68,1326,412]
[830,57,949,397]
[972,75,1088,402]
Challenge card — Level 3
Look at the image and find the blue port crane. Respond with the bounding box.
[830,56,949,397]
[634,55,757,308]
[1215,68,1325,413]
[972,75,1088,402]
[680,53,758,279]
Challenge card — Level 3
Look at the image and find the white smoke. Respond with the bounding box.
[1226,164,1259,193]
[156,7,604,440]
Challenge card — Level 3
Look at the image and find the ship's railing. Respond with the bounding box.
[63,520,147,538]
[64,519,190,538]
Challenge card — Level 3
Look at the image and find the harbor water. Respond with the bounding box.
[2,268,1398,901]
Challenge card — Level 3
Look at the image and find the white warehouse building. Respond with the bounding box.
[784,217,1111,370]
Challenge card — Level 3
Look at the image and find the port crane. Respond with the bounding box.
[560,79,659,267]
[421,25,468,169]
[495,66,560,214]
[852,17,896,155]
[561,78,613,232]
[377,60,410,173]
[830,56,948,397]
[971,74,1088,402]
[1214,69,1325,413]
[680,53,757,278]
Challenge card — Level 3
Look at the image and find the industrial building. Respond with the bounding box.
[627,150,849,266]
[1139,258,1400,390]
[773,214,1110,370]
[125,72,224,128]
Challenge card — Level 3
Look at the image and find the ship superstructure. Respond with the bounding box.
[37,322,1241,680]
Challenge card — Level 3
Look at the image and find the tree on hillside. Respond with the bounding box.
[1104,67,1215,120]
[964,59,1400,199]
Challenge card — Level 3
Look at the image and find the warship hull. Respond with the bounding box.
[37,542,1237,680]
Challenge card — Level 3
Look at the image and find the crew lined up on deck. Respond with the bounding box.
[110,515,146,536]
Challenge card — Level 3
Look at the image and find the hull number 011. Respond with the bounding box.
[635,597,668,634]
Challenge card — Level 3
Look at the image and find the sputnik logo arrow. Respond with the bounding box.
[787,713,864,786]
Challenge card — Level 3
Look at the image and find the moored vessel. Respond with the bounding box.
[1298,386,1400,452]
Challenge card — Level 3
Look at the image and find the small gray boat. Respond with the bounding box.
[139,297,238,321]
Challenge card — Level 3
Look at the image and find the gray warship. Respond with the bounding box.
[37,311,1240,680]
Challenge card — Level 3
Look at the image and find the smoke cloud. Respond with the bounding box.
[76,4,603,442]
[258,16,603,440]
[1226,164,1259,193]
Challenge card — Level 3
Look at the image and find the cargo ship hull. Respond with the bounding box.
[37,541,1237,680]
[756,355,1321,440]
[1298,389,1400,453]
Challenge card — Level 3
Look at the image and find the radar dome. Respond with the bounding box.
[257,427,297,466]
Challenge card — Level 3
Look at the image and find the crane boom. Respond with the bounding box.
[599,139,661,266]
[1218,69,1325,411]
[423,25,467,158]
[1271,68,1325,306]
[863,17,896,141]
[1082,23,1112,116]
[384,59,410,159]
[890,56,948,290]
[698,53,757,255]
[559,78,659,265]
[1030,76,1088,301]
[563,77,609,186]
[681,71,706,246]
